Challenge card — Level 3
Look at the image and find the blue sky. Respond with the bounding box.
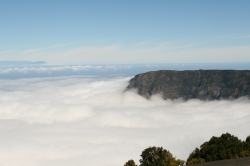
[1,0,250,64]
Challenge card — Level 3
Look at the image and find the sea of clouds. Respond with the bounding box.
[0,74,250,166]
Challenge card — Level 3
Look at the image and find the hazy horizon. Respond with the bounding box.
[1,62,250,79]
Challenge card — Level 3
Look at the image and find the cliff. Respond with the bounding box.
[126,70,250,100]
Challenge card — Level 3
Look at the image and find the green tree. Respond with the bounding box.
[239,150,250,157]
[186,133,249,165]
[245,135,250,150]
[241,135,250,157]
[139,146,184,166]
[186,158,205,165]
[124,159,137,166]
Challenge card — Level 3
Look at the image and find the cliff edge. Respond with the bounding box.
[126,70,250,100]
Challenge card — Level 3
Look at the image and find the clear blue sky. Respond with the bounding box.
[1,0,250,64]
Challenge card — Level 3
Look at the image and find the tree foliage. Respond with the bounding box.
[124,159,137,166]
[139,146,184,166]
[123,133,250,166]
[186,133,250,165]
[186,157,205,165]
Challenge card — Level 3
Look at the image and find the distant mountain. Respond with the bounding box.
[0,61,46,65]
[126,70,250,100]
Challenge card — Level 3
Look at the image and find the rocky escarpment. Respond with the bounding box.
[126,70,250,100]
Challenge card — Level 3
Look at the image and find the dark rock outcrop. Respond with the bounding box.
[126,70,250,100]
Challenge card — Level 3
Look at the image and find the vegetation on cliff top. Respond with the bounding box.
[186,133,250,165]
[124,133,250,166]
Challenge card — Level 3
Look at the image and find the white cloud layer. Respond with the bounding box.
[0,76,249,166]
[0,65,103,74]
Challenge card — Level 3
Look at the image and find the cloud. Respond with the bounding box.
[0,76,249,166]
[0,50,14,55]
[0,65,103,74]
[1,63,250,79]
[20,42,76,54]
[2,39,250,64]
[11,41,250,64]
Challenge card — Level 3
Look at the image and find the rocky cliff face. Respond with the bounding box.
[126,70,250,100]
